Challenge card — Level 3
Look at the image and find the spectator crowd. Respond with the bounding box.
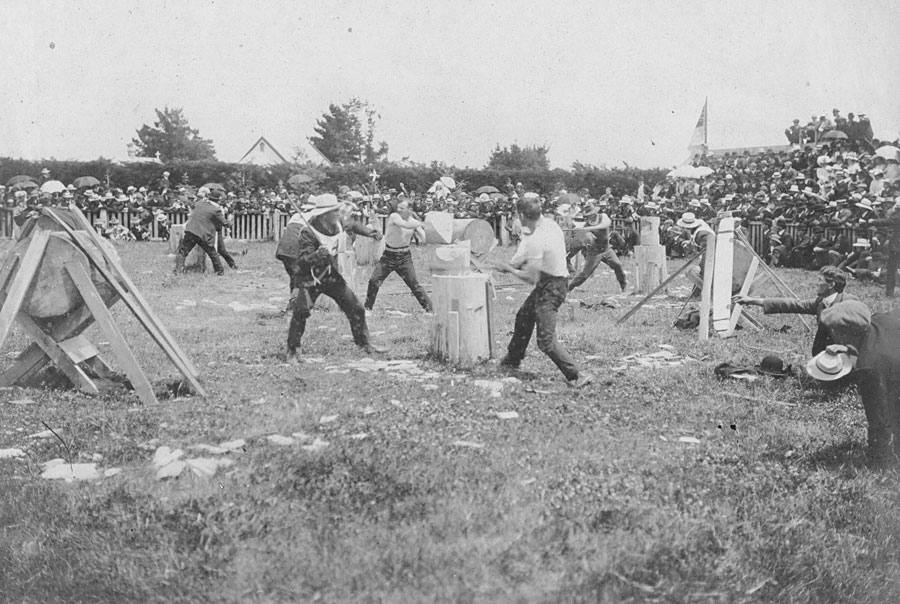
[2,108,898,284]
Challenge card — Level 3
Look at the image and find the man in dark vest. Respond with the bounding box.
[567,204,627,292]
[279,194,386,360]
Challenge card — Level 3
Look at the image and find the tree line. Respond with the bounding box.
[130,101,610,172]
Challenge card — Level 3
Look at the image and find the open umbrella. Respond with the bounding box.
[10,180,38,191]
[6,175,36,187]
[201,182,226,192]
[73,176,101,188]
[693,166,714,177]
[821,130,848,140]
[439,176,456,190]
[474,185,500,195]
[40,180,66,194]
[875,145,900,161]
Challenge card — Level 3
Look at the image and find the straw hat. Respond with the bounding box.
[306,193,342,217]
[676,212,699,228]
[805,345,855,381]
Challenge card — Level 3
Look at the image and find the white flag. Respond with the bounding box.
[688,99,708,153]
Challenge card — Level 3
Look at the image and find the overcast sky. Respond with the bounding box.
[1,0,898,169]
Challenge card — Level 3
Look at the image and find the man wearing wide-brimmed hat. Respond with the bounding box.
[282,194,386,360]
[806,300,900,466]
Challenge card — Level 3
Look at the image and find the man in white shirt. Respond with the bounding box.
[494,194,593,388]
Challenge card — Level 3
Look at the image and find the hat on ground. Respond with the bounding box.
[306,193,342,217]
[676,212,699,228]
[758,355,792,377]
[806,344,855,381]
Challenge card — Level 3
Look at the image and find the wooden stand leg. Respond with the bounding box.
[0,230,49,351]
[616,253,702,325]
[15,313,99,394]
[65,261,158,405]
[726,256,760,336]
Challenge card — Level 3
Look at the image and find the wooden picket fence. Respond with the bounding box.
[0,208,879,258]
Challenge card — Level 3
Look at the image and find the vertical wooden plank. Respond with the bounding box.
[711,217,735,333]
[65,261,158,405]
[0,230,49,351]
[698,234,717,341]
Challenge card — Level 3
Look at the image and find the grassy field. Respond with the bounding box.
[1,239,899,603]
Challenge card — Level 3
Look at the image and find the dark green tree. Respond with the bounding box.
[309,98,389,165]
[486,144,550,170]
[132,106,216,161]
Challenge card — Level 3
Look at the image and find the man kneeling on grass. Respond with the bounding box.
[493,193,593,389]
[805,300,900,467]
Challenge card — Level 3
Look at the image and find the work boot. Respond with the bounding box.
[498,355,520,371]
[567,373,594,389]
[362,342,388,355]
[286,347,303,364]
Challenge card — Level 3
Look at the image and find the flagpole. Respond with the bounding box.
[704,97,708,152]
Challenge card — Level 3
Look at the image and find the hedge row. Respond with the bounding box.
[0,158,668,197]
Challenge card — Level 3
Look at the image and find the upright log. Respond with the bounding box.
[430,274,492,364]
[633,216,667,295]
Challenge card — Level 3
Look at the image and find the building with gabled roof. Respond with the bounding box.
[238,136,332,167]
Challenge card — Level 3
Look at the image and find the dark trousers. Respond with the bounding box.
[505,274,579,380]
[280,257,301,290]
[176,231,224,274]
[568,247,626,291]
[365,249,432,311]
[217,229,236,268]
[287,274,370,353]
[886,250,898,297]
[858,371,900,465]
